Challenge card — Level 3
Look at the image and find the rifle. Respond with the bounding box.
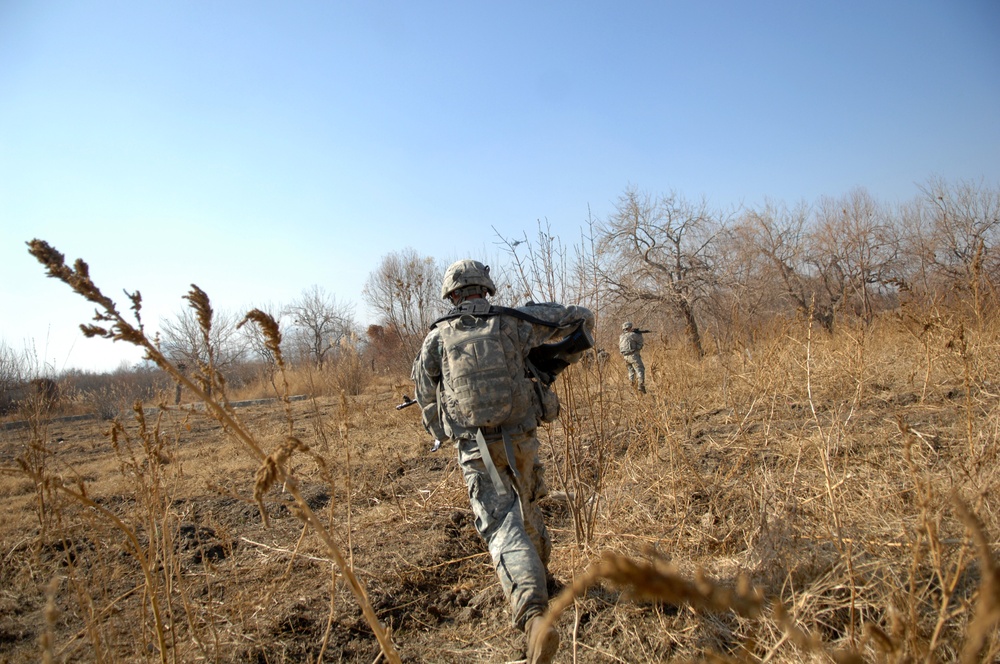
[396,394,441,452]
[633,329,654,334]
[394,395,441,452]
[395,395,418,410]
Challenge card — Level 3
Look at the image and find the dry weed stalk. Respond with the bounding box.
[26,239,401,664]
[955,500,1000,664]
[540,550,929,663]
[15,461,171,661]
[337,389,356,565]
[238,307,295,435]
[548,367,608,548]
[537,551,769,654]
[40,576,61,664]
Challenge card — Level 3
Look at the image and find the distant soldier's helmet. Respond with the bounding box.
[441,259,497,300]
[622,321,634,331]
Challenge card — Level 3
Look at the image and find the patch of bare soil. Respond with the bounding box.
[0,394,569,663]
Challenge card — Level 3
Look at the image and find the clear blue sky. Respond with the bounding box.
[2,1,998,373]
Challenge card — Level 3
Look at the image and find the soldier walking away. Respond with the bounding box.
[619,321,646,393]
[412,259,595,664]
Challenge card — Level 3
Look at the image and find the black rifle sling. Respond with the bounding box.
[430,305,564,330]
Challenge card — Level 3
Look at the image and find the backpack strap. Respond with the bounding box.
[430,304,565,330]
[430,301,496,329]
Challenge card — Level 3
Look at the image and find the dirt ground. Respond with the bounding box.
[0,387,678,663]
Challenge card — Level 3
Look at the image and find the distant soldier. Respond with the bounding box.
[619,322,646,393]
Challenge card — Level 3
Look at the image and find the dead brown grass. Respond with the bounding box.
[2,242,999,662]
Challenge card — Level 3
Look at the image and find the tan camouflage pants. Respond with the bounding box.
[623,351,645,390]
[458,431,551,630]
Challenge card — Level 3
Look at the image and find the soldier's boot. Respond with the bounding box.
[639,384,646,394]
[525,616,559,664]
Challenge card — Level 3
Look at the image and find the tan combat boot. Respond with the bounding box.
[525,615,559,664]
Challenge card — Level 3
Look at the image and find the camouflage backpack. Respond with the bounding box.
[436,312,516,428]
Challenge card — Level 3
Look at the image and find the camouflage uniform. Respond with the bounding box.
[413,295,594,630]
[619,323,646,393]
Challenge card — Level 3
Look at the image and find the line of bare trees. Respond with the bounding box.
[142,175,998,387]
[358,178,999,365]
[6,176,996,408]
[156,284,356,380]
[1,283,360,415]
[582,178,998,357]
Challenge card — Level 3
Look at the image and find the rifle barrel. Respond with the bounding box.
[395,396,418,410]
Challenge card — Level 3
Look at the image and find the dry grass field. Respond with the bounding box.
[3,305,1000,663]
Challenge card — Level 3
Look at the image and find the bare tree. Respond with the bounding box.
[364,323,408,375]
[916,177,1000,319]
[736,199,841,331]
[362,249,445,358]
[495,219,572,305]
[707,214,776,349]
[813,188,901,324]
[895,198,936,299]
[596,187,719,357]
[284,285,354,368]
[159,306,251,392]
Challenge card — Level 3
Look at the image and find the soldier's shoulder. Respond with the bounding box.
[420,327,443,348]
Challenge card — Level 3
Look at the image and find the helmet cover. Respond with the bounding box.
[622,321,634,331]
[441,259,497,299]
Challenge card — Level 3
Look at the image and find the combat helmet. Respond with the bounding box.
[441,259,497,300]
[622,321,634,331]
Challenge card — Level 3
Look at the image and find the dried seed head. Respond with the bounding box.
[183,285,214,338]
[80,324,114,339]
[126,289,143,327]
[254,437,309,526]
[254,459,277,527]
[864,623,897,654]
[239,309,285,368]
[28,240,116,313]
[27,240,152,349]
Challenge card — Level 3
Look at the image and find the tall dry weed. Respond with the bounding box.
[23,239,402,663]
[537,297,1000,662]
